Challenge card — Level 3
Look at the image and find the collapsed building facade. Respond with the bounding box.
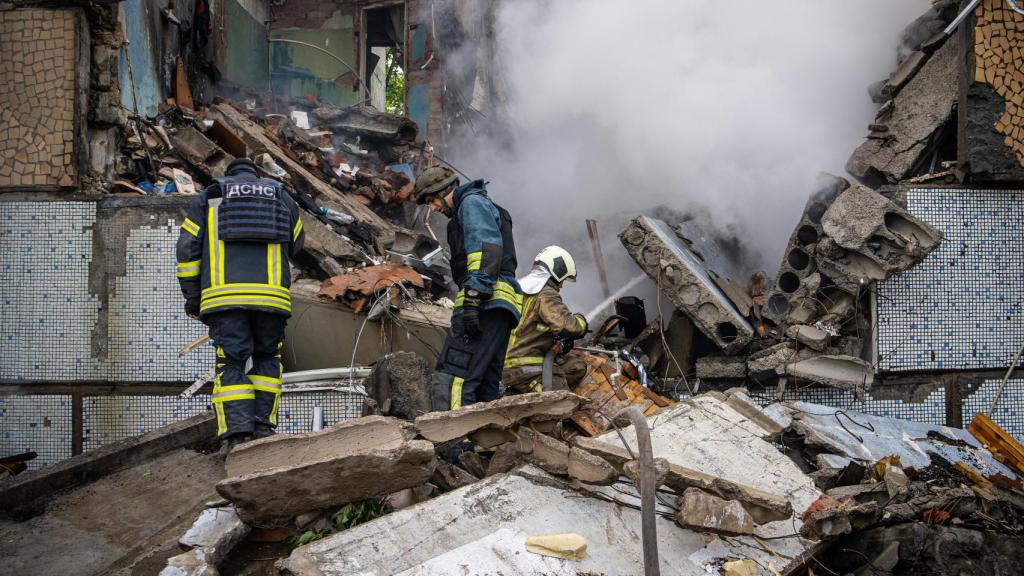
[4,0,1024,575]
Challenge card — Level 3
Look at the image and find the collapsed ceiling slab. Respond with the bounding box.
[620,216,754,354]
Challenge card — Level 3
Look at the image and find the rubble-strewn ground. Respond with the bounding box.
[0,448,224,576]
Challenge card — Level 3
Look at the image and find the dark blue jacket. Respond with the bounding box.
[447,180,522,321]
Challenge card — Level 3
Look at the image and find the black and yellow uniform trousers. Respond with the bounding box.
[431,308,516,411]
[207,309,287,439]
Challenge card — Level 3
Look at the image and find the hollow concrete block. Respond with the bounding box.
[620,216,753,354]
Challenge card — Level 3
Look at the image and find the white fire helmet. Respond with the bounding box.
[534,245,577,284]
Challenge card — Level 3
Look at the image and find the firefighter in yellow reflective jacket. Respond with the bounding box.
[414,166,523,410]
[503,246,589,393]
[175,158,304,450]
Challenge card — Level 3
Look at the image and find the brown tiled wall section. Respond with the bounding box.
[975,0,1024,165]
[0,9,78,189]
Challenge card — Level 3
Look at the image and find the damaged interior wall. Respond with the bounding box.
[219,0,270,95]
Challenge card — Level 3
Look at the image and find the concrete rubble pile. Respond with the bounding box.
[619,1,962,397]
[621,175,943,396]
[108,89,454,325]
[197,388,1016,575]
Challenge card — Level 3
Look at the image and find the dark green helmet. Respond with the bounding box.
[414,166,458,203]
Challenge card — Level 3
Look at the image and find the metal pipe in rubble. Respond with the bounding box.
[622,406,660,576]
[541,349,555,391]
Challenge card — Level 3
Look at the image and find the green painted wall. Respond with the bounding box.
[224,0,269,92]
[270,28,359,106]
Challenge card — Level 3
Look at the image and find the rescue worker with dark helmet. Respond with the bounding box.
[414,165,523,410]
[503,246,589,393]
[175,157,304,451]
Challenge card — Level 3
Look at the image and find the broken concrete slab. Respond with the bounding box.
[818,185,942,287]
[746,342,797,376]
[675,487,754,536]
[294,211,364,271]
[0,448,224,576]
[224,416,414,477]
[595,395,815,526]
[278,469,816,575]
[0,413,215,515]
[568,447,618,485]
[167,125,233,179]
[781,354,874,395]
[800,498,878,540]
[312,104,418,143]
[468,427,516,449]
[457,451,489,479]
[846,34,959,185]
[620,216,753,353]
[722,389,792,437]
[217,416,436,523]
[786,324,829,351]
[575,435,792,523]
[516,427,570,476]
[887,50,928,92]
[760,174,847,327]
[696,355,747,379]
[179,506,249,566]
[414,391,581,444]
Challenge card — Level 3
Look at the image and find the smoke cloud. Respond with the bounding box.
[449,0,931,311]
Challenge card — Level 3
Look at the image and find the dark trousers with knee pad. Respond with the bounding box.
[431,308,515,411]
[207,309,287,438]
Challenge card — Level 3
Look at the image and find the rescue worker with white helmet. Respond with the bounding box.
[503,246,589,393]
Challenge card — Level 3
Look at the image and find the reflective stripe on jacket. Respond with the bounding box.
[447,180,522,321]
[503,281,586,369]
[176,164,305,317]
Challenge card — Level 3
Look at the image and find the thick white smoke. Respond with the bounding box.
[450,0,931,311]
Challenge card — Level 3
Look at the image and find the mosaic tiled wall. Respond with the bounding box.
[876,188,1024,372]
[963,379,1024,441]
[0,8,78,189]
[0,201,211,382]
[749,385,948,427]
[0,395,73,471]
[81,390,364,453]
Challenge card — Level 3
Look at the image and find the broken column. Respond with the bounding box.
[216,416,436,523]
[620,216,754,354]
[760,174,847,328]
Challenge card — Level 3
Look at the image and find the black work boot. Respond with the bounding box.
[218,433,252,459]
[253,425,276,440]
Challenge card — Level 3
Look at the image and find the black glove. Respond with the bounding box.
[459,301,482,339]
[184,297,200,319]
